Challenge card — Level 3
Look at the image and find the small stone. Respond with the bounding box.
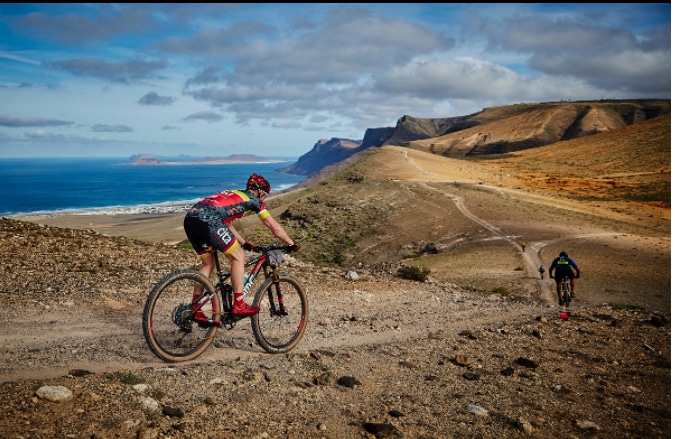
[388,409,405,418]
[315,372,338,386]
[516,357,539,369]
[462,372,480,380]
[517,416,534,433]
[36,385,73,403]
[575,420,601,431]
[453,355,474,366]
[338,376,361,388]
[363,422,399,438]
[68,369,94,377]
[466,405,488,416]
[162,406,184,418]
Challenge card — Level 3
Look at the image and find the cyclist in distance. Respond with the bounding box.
[183,173,299,318]
[548,251,580,306]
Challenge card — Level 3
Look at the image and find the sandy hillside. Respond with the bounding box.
[5,125,670,438]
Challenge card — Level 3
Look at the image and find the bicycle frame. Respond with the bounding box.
[192,245,284,325]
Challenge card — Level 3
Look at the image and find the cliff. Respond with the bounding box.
[279,99,670,177]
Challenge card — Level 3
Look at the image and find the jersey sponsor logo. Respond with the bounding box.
[215,227,233,244]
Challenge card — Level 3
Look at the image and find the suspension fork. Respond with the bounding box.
[265,267,288,316]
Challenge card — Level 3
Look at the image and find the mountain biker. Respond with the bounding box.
[183,173,299,318]
[548,251,580,306]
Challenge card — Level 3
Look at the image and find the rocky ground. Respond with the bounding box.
[0,217,670,439]
[1,134,670,438]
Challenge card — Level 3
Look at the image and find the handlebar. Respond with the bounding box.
[251,242,297,254]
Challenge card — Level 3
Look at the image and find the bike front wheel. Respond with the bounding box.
[251,273,308,353]
[143,269,221,362]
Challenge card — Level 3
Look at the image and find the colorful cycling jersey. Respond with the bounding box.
[549,256,578,272]
[185,189,270,226]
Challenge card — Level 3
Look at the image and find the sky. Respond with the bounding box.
[0,3,670,159]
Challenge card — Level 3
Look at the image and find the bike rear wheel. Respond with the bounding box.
[562,279,571,308]
[251,273,308,353]
[143,269,221,362]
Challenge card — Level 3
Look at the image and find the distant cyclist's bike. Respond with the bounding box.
[143,243,308,362]
[561,276,572,308]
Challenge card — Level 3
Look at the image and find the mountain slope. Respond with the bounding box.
[408,100,669,156]
[282,99,669,177]
[475,112,671,209]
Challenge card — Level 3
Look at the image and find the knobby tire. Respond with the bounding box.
[251,273,308,353]
[143,269,220,362]
[563,279,571,308]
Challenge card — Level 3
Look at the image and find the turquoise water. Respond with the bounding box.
[0,158,306,215]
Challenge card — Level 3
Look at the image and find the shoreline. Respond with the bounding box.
[11,187,293,245]
[14,208,190,245]
[9,203,192,217]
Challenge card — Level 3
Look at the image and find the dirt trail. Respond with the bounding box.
[404,148,555,302]
[0,266,547,383]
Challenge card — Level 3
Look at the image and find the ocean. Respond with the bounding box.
[0,158,307,216]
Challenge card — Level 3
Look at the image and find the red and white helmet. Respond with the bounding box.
[246,173,271,194]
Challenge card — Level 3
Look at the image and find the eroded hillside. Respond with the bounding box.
[407,100,670,156]
[282,99,669,176]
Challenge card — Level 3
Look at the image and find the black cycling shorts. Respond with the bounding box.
[183,216,237,256]
[554,268,574,283]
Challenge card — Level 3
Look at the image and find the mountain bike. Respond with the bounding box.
[142,243,308,362]
[561,276,572,308]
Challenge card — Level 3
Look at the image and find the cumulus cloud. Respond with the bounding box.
[138,91,177,106]
[0,115,74,127]
[50,58,170,84]
[183,111,224,123]
[23,130,96,143]
[467,13,671,96]
[374,57,521,100]
[16,6,157,44]
[91,124,133,133]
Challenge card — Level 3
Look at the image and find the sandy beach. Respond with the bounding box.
[17,209,189,245]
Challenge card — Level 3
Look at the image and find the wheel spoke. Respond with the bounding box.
[251,274,308,353]
[143,270,220,362]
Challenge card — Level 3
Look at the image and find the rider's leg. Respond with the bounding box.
[556,282,563,304]
[226,244,245,294]
[193,252,216,300]
[190,252,216,324]
[183,216,216,302]
[225,243,259,316]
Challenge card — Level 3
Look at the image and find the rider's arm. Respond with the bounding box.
[261,215,294,246]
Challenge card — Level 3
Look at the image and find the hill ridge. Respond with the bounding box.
[282,99,669,176]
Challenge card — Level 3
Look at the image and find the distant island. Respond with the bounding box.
[126,153,287,166]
